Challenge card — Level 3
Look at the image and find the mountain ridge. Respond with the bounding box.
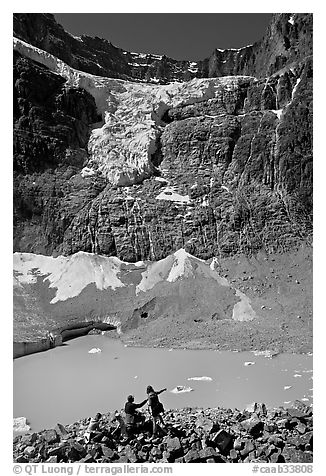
[13,13,312,84]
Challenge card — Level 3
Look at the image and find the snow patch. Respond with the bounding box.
[135,247,228,294]
[13,252,125,304]
[291,78,301,101]
[154,176,168,183]
[217,45,253,53]
[81,167,95,177]
[156,187,190,204]
[288,14,295,25]
[201,196,209,207]
[188,62,198,73]
[271,109,283,120]
[210,257,219,271]
[167,249,195,282]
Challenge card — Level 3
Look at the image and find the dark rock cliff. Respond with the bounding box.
[13,14,312,261]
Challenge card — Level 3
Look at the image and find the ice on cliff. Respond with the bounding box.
[13,36,256,187]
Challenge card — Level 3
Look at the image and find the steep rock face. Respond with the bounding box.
[14,51,99,173]
[206,14,312,79]
[13,50,105,254]
[13,14,312,260]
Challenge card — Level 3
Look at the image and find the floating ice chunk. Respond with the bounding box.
[244,361,255,366]
[284,401,291,404]
[301,398,309,402]
[171,386,193,394]
[88,348,102,354]
[284,386,292,390]
[168,349,173,352]
[134,376,138,379]
[245,402,257,412]
[13,417,30,433]
[252,350,275,359]
[187,376,213,382]
[294,374,302,378]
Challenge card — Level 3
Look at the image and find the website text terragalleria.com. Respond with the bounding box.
[12,465,174,475]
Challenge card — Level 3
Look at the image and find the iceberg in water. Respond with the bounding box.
[244,361,255,366]
[13,417,30,433]
[187,376,213,382]
[88,348,102,354]
[171,386,193,394]
[245,402,257,412]
[252,350,277,359]
[284,385,292,390]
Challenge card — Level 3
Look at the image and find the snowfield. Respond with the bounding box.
[13,251,125,304]
[13,248,256,322]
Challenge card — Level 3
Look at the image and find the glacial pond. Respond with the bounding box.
[13,335,313,432]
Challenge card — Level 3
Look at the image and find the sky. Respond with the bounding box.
[54,13,273,61]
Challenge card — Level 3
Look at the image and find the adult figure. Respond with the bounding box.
[84,412,102,443]
[146,385,167,435]
[124,395,147,434]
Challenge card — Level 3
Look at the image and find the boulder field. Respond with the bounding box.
[13,401,313,464]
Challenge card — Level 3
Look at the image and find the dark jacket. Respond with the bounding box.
[124,399,147,425]
[148,391,165,417]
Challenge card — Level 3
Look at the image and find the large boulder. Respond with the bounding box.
[241,415,264,437]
